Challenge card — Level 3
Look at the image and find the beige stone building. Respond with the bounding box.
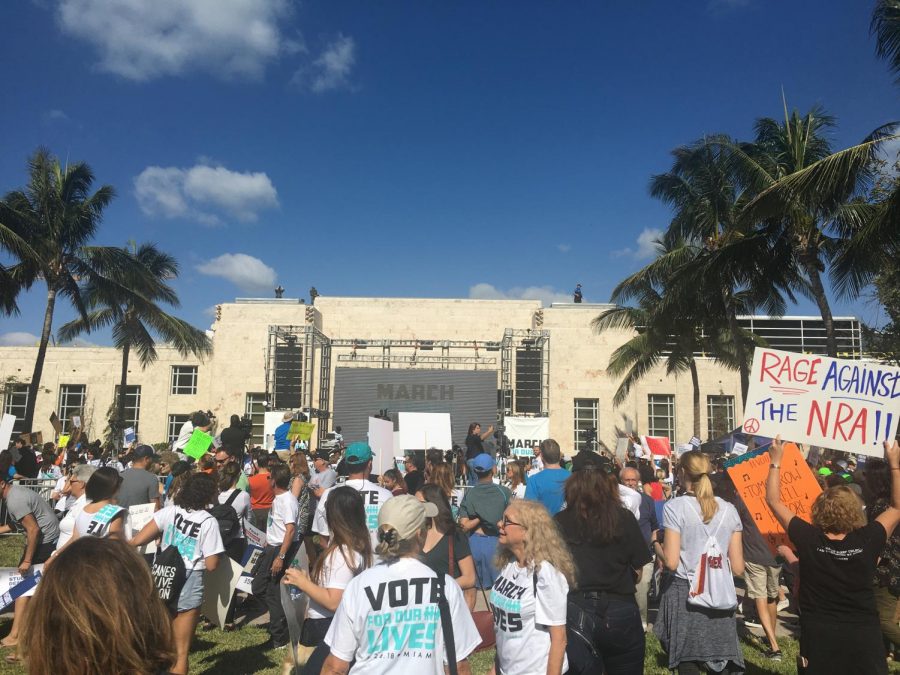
[0,296,861,453]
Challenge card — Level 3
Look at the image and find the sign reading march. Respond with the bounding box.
[743,347,900,456]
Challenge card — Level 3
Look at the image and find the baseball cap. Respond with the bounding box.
[817,467,833,477]
[314,451,331,463]
[133,444,155,460]
[378,495,438,541]
[571,449,611,473]
[345,442,374,465]
[471,453,495,473]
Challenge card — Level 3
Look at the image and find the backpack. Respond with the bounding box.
[686,504,737,611]
[297,483,314,535]
[151,544,186,615]
[208,489,242,549]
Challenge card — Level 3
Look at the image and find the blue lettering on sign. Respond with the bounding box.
[820,362,900,399]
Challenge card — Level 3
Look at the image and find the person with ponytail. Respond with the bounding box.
[321,495,481,674]
[654,450,744,674]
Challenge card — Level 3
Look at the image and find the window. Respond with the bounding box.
[245,393,267,446]
[573,398,599,451]
[647,394,676,442]
[707,395,735,441]
[171,366,198,395]
[114,385,141,433]
[58,385,87,434]
[3,384,28,436]
[167,414,192,445]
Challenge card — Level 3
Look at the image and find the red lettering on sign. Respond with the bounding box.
[761,351,822,386]
[806,400,868,443]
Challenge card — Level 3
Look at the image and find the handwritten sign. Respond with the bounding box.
[57,435,70,450]
[129,503,158,554]
[183,429,212,460]
[726,442,820,554]
[288,421,315,442]
[743,348,900,457]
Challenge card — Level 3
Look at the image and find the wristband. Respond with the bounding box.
[769,463,780,470]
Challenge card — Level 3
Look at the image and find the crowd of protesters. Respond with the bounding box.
[2,410,899,675]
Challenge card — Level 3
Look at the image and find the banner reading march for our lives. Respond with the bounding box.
[504,416,550,457]
[742,347,900,456]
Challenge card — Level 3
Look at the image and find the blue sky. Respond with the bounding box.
[0,0,897,346]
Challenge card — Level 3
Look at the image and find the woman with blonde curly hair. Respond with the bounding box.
[767,437,900,675]
[492,499,576,675]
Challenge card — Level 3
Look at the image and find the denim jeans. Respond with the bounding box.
[566,593,645,675]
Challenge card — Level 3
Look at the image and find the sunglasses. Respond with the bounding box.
[501,515,526,529]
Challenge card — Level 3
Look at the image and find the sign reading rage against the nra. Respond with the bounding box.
[742,348,900,457]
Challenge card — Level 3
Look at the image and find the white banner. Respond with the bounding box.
[504,417,550,457]
[743,347,900,457]
[367,417,395,475]
[397,412,452,450]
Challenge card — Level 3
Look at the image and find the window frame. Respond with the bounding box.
[58,384,87,434]
[647,394,676,442]
[170,366,198,395]
[573,398,599,450]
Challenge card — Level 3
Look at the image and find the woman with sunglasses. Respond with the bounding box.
[492,500,576,675]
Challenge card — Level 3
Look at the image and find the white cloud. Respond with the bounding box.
[43,109,69,123]
[469,283,571,307]
[292,34,356,92]
[197,253,277,293]
[134,162,278,225]
[0,332,40,346]
[55,0,297,81]
[556,243,571,253]
[612,227,663,260]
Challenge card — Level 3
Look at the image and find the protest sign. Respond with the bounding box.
[743,347,900,457]
[57,434,70,449]
[123,427,136,446]
[689,436,702,448]
[183,429,212,460]
[71,415,81,429]
[726,441,820,554]
[49,412,62,434]
[731,442,749,456]
[398,412,452,450]
[504,417,550,457]
[615,437,629,463]
[201,556,243,628]
[640,435,672,456]
[129,503,158,554]
[0,415,15,453]
[288,421,315,442]
[244,521,266,549]
[235,544,264,594]
[368,417,394,475]
[0,566,44,612]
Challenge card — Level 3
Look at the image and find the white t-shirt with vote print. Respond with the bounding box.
[449,489,464,518]
[313,479,393,549]
[325,557,480,674]
[74,504,130,540]
[152,506,224,571]
[491,560,569,675]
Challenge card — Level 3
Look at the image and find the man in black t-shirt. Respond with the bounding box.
[464,422,493,485]
[13,441,38,479]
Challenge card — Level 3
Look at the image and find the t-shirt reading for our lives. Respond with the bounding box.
[313,479,393,548]
[490,560,569,675]
[152,506,224,571]
[324,557,480,674]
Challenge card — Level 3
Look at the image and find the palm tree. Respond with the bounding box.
[646,140,797,402]
[724,107,898,355]
[58,242,212,443]
[0,148,149,432]
[873,0,900,82]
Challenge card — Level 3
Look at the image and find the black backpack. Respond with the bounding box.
[208,489,242,549]
[151,545,187,615]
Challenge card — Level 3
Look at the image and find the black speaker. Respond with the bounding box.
[273,343,302,409]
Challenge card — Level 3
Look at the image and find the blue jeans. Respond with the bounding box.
[469,534,499,589]
[566,593,645,675]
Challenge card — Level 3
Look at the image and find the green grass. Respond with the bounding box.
[0,534,895,674]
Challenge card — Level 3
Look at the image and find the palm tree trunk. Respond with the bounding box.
[727,309,750,408]
[805,262,837,357]
[116,342,130,449]
[23,286,57,433]
[689,359,701,439]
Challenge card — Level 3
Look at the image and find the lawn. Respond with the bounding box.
[0,534,895,674]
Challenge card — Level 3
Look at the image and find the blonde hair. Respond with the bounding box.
[506,461,525,489]
[431,463,455,498]
[495,500,577,587]
[812,486,866,534]
[680,451,717,523]
[375,525,426,562]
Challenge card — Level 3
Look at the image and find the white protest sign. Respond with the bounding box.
[0,414,15,452]
[201,556,243,628]
[123,427,136,445]
[0,565,44,610]
[743,348,900,457]
[128,503,158,554]
[397,412,452,450]
[689,436,702,448]
[504,417,550,457]
[71,415,81,429]
[244,521,266,549]
[235,544,264,594]
[731,442,749,456]
[615,438,629,463]
[367,417,395,476]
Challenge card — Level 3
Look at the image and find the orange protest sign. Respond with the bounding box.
[725,442,821,554]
